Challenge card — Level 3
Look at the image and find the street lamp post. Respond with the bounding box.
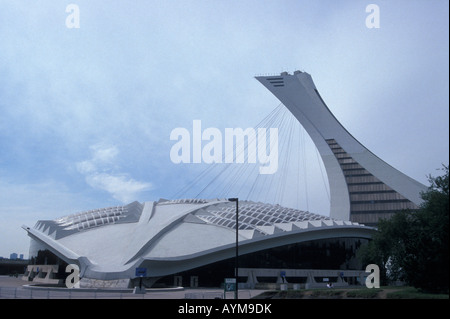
[228,198,239,300]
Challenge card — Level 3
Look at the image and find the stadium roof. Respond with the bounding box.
[23,199,375,280]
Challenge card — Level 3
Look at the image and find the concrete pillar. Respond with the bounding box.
[174,276,182,287]
[190,276,198,288]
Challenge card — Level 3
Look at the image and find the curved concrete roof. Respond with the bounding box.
[23,199,375,280]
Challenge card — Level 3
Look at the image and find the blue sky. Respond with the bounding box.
[0,0,448,258]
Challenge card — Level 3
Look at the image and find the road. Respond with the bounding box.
[0,276,265,299]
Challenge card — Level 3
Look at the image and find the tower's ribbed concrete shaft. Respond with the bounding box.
[256,71,427,225]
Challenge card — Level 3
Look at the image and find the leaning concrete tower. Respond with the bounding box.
[256,71,427,226]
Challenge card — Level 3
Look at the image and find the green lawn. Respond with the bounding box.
[253,286,449,299]
[384,286,449,299]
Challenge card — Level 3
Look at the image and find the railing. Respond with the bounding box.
[0,287,143,299]
[0,287,253,299]
[184,290,252,299]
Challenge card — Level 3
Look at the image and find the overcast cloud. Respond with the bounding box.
[0,0,448,258]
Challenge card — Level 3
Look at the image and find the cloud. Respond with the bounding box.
[0,179,99,258]
[84,173,151,204]
[76,144,152,203]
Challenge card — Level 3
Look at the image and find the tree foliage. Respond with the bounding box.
[358,165,449,293]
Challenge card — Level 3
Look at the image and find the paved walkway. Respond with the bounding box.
[0,276,266,299]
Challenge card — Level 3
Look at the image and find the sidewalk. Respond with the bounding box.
[0,276,266,299]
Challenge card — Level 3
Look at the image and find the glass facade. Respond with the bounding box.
[154,237,368,288]
[326,139,419,226]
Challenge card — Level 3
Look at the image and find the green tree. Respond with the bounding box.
[410,165,449,292]
[358,165,449,293]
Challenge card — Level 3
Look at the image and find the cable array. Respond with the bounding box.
[171,104,330,212]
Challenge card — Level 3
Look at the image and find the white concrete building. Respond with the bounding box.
[22,71,426,288]
[23,199,374,287]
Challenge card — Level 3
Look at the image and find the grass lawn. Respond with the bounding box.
[384,286,449,299]
[253,286,449,299]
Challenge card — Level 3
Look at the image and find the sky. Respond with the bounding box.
[0,0,448,258]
